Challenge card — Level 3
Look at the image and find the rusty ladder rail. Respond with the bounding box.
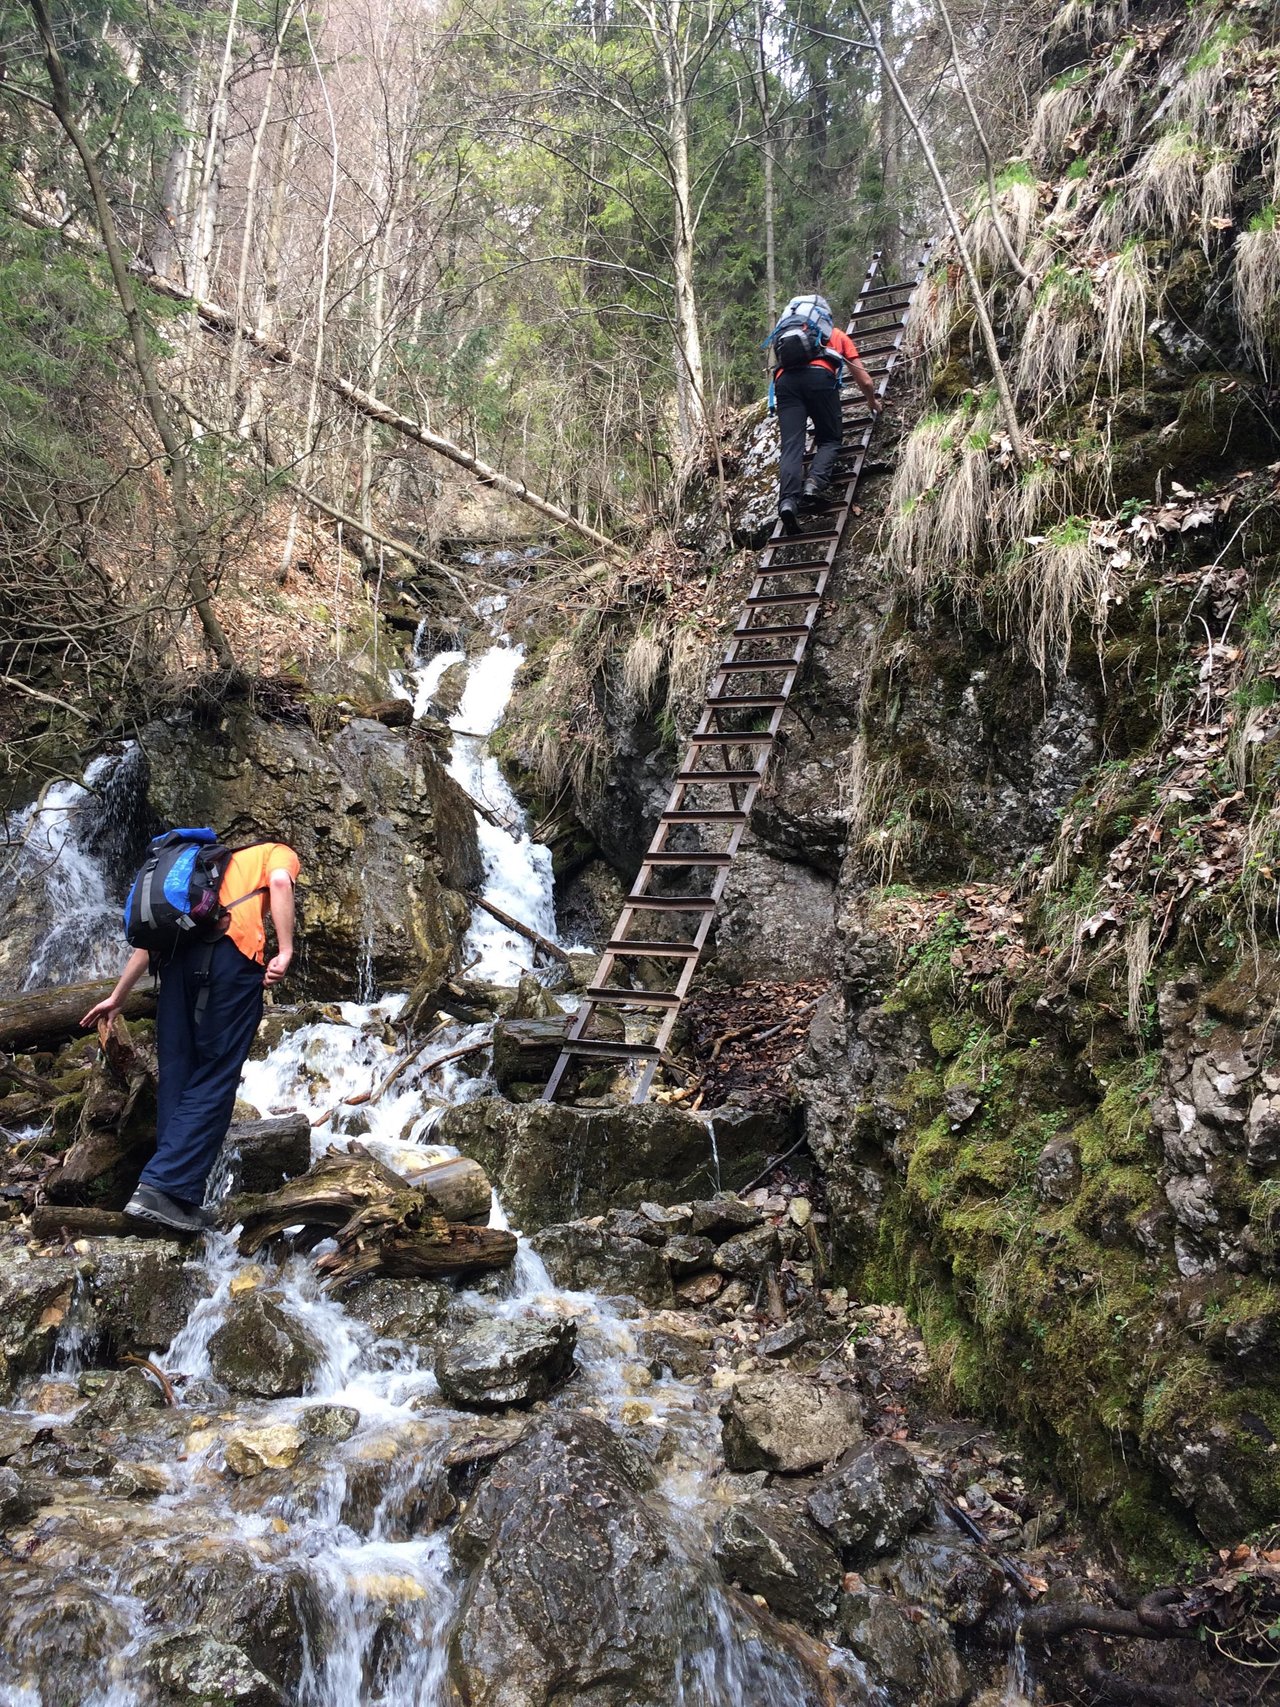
[543,241,935,1105]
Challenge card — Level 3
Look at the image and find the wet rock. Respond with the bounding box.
[223,1421,305,1477]
[0,1464,35,1527]
[713,1497,842,1625]
[76,1366,163,1428]
[714,842,837,981]
[758,1318,812,1359]
[435,1315,577,1409]
[80,1239,210,1354]
[690,1193,763,1241]
[712,1222,781,1278]
[663,1233,716,1276]
[806,1440,934,1558]
[105,1461,174,1499]
[221,1114,311,1196]
[838,1587,968,1706]
[207,1294,325,1399]
[875,1534,1007,1628]
[0,1251,78,1398]
[638,1201,694,1235]
[529,1222,673,1308]
[491,1016,566,1093]
[144,1631,283,1706]
[636,1324,714,1380]
[1034,1136,1081,1205]
[450,1411,823,1706]
[721,1371,862,1473]
[0,1582,133,1707]
[675,1270,724,1306]
[1245,1089,1280,1167]
[435,1099,774,1230]
[607,1207,670,1246]
[301,1403,361,1442]
[340,1275,453,1346]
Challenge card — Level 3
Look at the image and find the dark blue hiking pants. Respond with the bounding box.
[775,364,843,503]
[142,935,264,1207]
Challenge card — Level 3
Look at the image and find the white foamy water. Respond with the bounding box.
[0,755,128,989]
[413,635,562,984]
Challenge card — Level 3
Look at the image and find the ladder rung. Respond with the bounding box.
[643,849,734,865]
[584,986,684,1009]
[732,623,812,639]
[779,528,841,543]
[605,939,702,958]
[707,693,787,709]
[685,730,773,745]
[757,562,827,575]
[857,280,916,298]
[715,656,799,671]
[744,591,822,607]
[675,767,764,782]
[560,1038,661,1059]
[623,896,718,912]
[661,808,749,823]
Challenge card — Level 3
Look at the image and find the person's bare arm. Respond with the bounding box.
[848,356,882,412]
[264,869,295,987]
[80,947,152,1027]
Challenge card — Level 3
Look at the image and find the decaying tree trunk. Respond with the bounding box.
[316,1206,516,1286]
[226,1143,495,1250]
[0,980,156,1054]
[29,1206,198,1242]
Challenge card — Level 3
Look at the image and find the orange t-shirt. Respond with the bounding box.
[219,843,299,964]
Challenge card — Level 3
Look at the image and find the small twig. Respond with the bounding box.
[416,1035,493,1075]
[121,1352,176,1406]
[366,1019,449,1105]
[470,895,570,965]
[738,1134,810,1196]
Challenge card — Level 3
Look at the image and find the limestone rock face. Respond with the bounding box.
[838,1587,968,1707]
[434,1315,577,1410]
[529,1223,673,1309]
[875,1534,1007,1628]
[0,1252,78,1400]
[434,1099,785,1231]
[1034,1136,1082,1205]
[207,1294,324,1399]
[76,1367,163,1429]
[720,1371,862,1474]
[142,1630,283,1707]
[223,1422,305,1477]
[712,1497,842,1625]
[141,706,480,996]
[806,1440,934,1558]
[340,1276,453,1347]
[449,1411,824,1707]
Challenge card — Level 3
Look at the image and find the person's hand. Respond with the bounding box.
[80,997,119,1028]
[264,950,292,988]
[868,395,885,414]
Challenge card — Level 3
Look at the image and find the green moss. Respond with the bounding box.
[929,1015,966,1059]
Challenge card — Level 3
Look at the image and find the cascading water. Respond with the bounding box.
[0,744,150,991]
[0,625,838,1707]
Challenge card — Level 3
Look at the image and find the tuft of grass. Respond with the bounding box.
[1002,515,1106,681]
[1029,79,1089,168]
[1099,239,1150,393]
[1233,206,1280,379]
[1049,0,1130,47]
[1198,153,1235,254]
[1016,263,1098,407]
[1088,186,1129,253]
[908,266,965,361]
[968,173,1041,277]
[620,628,664,712]
[1095,43,1140,145]
[1130,129,1203,235]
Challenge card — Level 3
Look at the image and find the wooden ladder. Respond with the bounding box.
[543,242,935,1106]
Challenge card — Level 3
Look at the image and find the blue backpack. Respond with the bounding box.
[123,828,266,953]
[768,294,836,371]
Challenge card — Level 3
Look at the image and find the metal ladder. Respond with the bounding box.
[543,242,935,1105]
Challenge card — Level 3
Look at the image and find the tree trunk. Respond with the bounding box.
[189,0,239,305]
[150,63,199,281]
[0,979,156,1054]
[666,52,707,463]
[877,6,901,275]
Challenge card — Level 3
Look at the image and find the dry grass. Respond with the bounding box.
[1096,45,1141,146]
[883,402,999,592]
[844,738,952,884]
[1029,80,1088,168]
[1016,264,1097,407]
[1130,128,1203,235]
[1199,154,1236,253]
[1001,517,1107,681]
[1234,208,1280,379]
[1169,17,1255,146]
[968,169,1041,277]
[1124,912,1154,1034]
[1098,239,1150,393]
[620,628,664,713]
[884,411,957,572]
[1087,186,1130,253]
[1049,0,1130,45]
[908,266,966,362]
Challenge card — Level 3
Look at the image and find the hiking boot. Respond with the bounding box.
[124,1184,211,1236]
[802,479,836,509]
[778,499,800,536]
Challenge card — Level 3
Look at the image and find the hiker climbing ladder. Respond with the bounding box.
[543,242,935,1106]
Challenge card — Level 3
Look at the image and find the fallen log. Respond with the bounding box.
[225,1144,492,1251]
[471,895,570,965]
[29,1206,198,1242]
[317,1219,517,1286]
[0,979,157,1055]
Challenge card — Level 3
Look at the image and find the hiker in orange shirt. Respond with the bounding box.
[769,293,882,535]
[82,840,299,1234]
